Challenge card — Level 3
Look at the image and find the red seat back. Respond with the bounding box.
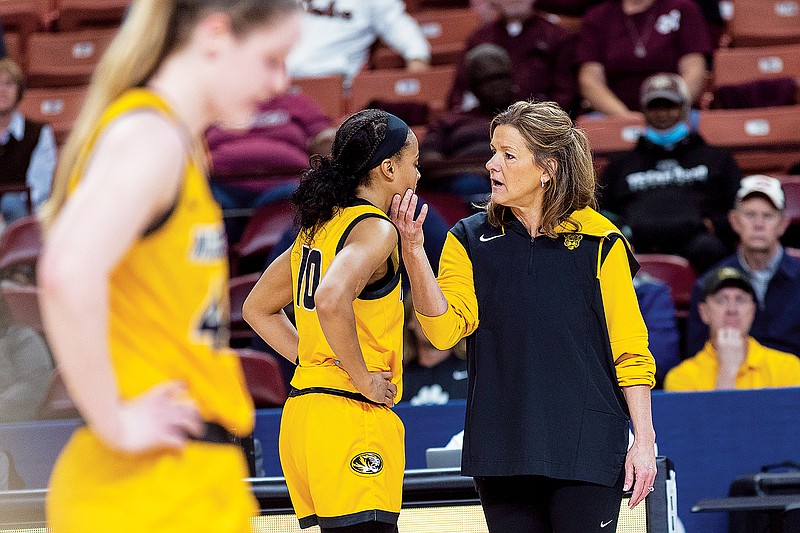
[635,254,697,313]
[229,272,261,342]
[232,199,295,274]
[237,349,288,408]
[0,215,42,273]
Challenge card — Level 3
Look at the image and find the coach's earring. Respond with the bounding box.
[541,176,548,188]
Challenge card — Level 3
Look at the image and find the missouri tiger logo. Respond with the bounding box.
[564,234,582,250]
[350,452,383,475]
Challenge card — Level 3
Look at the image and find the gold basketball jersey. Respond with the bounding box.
[67,89,253,434]
[289,200,404,401]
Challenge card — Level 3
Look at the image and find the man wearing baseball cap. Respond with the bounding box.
[600,73,742,274]
[665,266,800,391]
[686,175,800,359]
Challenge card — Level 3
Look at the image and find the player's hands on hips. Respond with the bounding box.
[390,189,427,254]
[354,371,397,407]
[624,437,657,509]
[105,381,204,453]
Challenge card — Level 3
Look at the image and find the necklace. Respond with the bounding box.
[623,9,657,58]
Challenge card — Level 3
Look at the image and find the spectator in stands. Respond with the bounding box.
[448,0,577,114]
[401,296,468,405]
[472,0,604,20]
[205,92,336,244]
[420,43,513,199]
[576,0,712,116]
[665,267,800,391]
[206,92,335,210]
[0,283,53,423]
[206,93,336,192]
[634,272,681,386]
[0,59,56,223]
[711,76,799,110]
[686,175,800,359]
[286,0,430,83]
[600,73,741,274]
[38,0,302,530]
[469,0,498,23]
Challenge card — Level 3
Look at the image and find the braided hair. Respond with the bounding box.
[293,108,408,241]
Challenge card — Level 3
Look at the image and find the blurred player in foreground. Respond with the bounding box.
[39,1,301,531]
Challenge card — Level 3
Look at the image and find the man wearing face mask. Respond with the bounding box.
[600,73,742,274]
[447,0,577,114]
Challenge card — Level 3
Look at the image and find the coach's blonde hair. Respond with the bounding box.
[41,0,300,228]
[486,101,597,237]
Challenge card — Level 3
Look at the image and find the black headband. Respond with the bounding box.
[362,113,410,172]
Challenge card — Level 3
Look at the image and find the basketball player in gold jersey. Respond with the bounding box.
[37,1,301,531]
[243,109,420,532]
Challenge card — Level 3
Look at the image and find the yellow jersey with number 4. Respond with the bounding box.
[66,88,253,435]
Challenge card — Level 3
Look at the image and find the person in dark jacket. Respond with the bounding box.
[420,43,514,199]
[686,175,800,359]
[0,58,56,222]
[392,101,656,532]
[448,0,577,114]
[600,72,742,274]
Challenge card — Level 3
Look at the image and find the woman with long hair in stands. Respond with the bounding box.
[243,108,420,532]
[38,1,301,531]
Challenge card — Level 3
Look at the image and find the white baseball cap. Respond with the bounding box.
[736,175,785,210]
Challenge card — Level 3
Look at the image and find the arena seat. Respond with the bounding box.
[635,254,697,316]
[287,74,345,122]
[727,0,800,46]
[697,106,800,174]
[0,215,42,276]
[348,65,456,122]
[576,114,645,178]
[3,31,23,69]
[421,191,477,226]
[236,349,288,408]
[370,7,480,69]
[18,85,88,145]
[778,177,800,247]
[229,272,261,345]
[0,0,52,42]
[54,0,130,31]
[26,27,117,87]
[231,199,295,275]
[0,281,43,332]
[713,44,800,86]
[781,178,800,223]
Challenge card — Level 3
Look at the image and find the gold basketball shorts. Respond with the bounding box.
[279,389,405,529]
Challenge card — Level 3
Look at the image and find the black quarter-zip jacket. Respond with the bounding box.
[417,207,655,486]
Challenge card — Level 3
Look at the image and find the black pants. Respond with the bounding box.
[475,470,626,533]
[320,523,398,533]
